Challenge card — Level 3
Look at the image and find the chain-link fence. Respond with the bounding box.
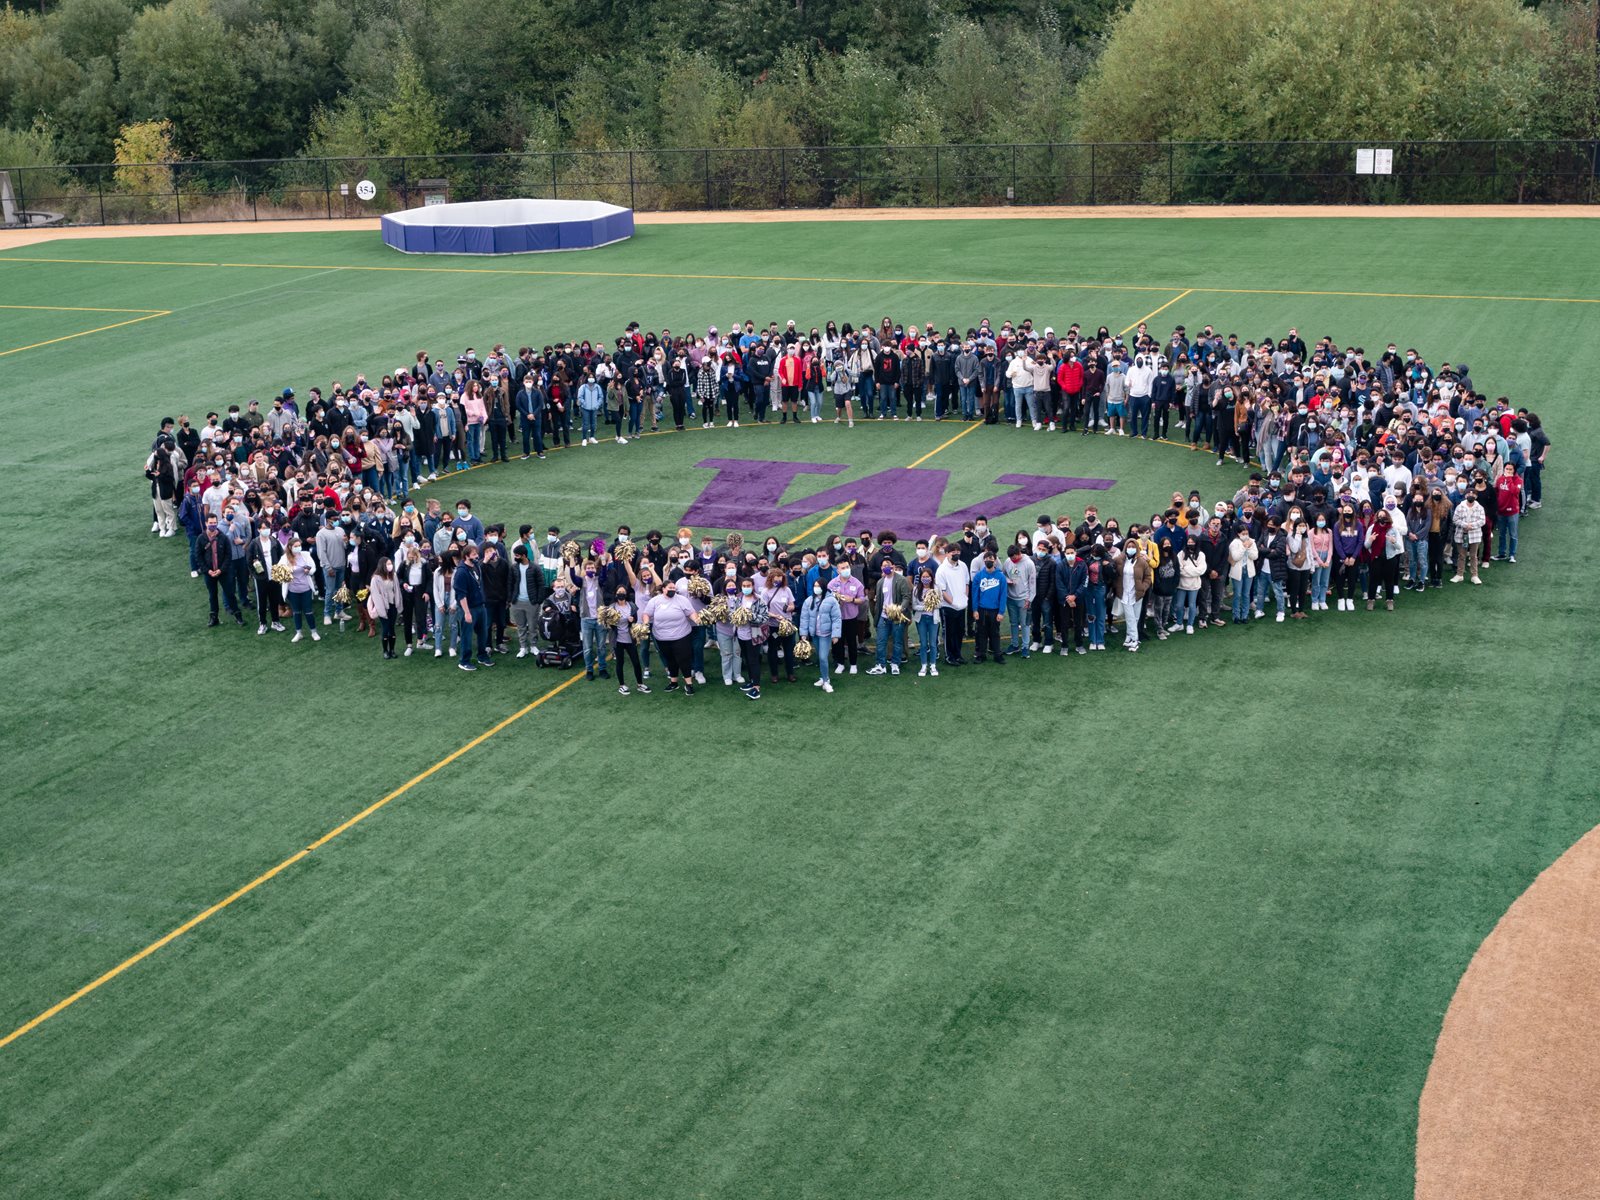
[4,141,1596,227]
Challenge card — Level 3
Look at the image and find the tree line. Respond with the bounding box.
[0,0,1594,173]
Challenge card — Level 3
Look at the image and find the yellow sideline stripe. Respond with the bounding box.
[1119,289,1193,336]
[905,420,981,469]
[3,253,1600,304]
[0,303,167,313]
[0,310,171,358]
[0,672,584,1053]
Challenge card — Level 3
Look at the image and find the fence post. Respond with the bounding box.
[323,159,332,219]
[629,150,636,210]
[857,146,864,207]
[934,146,940,208]
[97,171,106,225]
[1168,143,1175,203]
[551,153,559,199]
[704,149,712,209]
[174,165,182,224]
[779,147,787,208]
[1089,144,1096,205]
[1010,144,1017,203]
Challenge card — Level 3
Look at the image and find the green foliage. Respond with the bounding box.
[113,117,176,206]
[118,0,245,159]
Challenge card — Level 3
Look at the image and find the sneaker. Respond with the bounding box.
[517,648,527,659]
[918,665,927,677]
[848,664,858,675]
[867,665,886,675]
[291,631,302,642]
[1042,644,1053,654]
[618,685,630,695]
[435,647,443,658]
[683,683,695,696]
[586,670,595,681]
[1275,612,1285,623]
[1185,625,1194,634]
[1509,555,1516,563]
[191,570,200,578]
[271,622,285,632]
[1471,576,1482,585]
[458,660,476,671]
[929,666,939,677]
[1450,575,1464,583]
[890,664,900,675]
[1367,600,1376,611]
[743,686,760,700]
[821,682,833,693]
[637,683,651,694]
[666,679,680,692]
[477,656,493,667]
[694,671,706,685]
[257,624,267,635]
[1386,599,1395,610]
[1030,642,1041,652]
[1076,647,1087,655]
[642,669,650,679]
[404,645,413,657]
[814,678,826,687]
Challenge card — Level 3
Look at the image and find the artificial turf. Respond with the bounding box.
[0,217,1596,1199]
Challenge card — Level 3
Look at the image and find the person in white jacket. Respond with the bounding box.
[1227,530,1259,623]
[1126,354,1156,440]
[934,554,970,664]
[1005,351,1033,430]
[431,550,458,659]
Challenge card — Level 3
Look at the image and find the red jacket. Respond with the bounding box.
[1056,359,1084,395]
[776,355,803,387]
[1495,475,1522,516]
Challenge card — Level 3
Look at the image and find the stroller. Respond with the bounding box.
[534,594,584,668]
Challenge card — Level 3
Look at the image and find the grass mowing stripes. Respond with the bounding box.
[0,217,1596,1199]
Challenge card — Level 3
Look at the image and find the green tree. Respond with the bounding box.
[118,0,245,159]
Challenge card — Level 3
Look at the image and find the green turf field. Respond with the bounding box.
[1,217,1596,1199]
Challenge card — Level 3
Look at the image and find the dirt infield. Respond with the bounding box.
[1416,823,1600,1200]
[1,203,1597,251]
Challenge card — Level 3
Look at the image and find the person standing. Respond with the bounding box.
[1365,510,1405,610]
[827,561,867,675]
[760,569,797,684]
[200,512,244,626]
[799,576,842,692]
[397,539,429,655]
[1002,545,1036,657]
[1451,489,1486,585]
[248,522,285,635]
[969,552,1007,663]
[508,545,545,658]
[367,557,402,658]
[145,441,179,536]
[569,555,611,681]
[453,542,493,670]
[1495,460,1522,562]
[641,578,698,695]
[868,559,911,675]
[284,535,320,642]
[609,588,648,694]
[1228,525,1259,624]
[934,549,970,665]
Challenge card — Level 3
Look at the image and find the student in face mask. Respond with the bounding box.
[799,575,843,693]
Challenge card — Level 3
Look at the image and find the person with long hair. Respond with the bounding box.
[285,535,320,642]
[367,556,401,658]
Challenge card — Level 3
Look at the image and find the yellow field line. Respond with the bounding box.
[0,311,172,358]
[1119,289,1193,336]
[0,303,167,313]
[792,500,857,543]
[4,252,1600,305]
[905,420,982,468]
[0,672,584,1053]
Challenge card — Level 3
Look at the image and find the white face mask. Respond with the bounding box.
[679,537,690,546]
[838,566,851,577]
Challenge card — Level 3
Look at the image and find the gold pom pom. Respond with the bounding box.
[561,539,581,562]
[793,637,814,662]
[629,621,650,641]
[882,602,908,624]
[730,604,753,627]
[269,559,294,585]
[332,585,351,606]
[615,540,638,561]
[356,587,369,602]
[918,589,941,613]
[597,605,622,628]
[704,596,732,624]
[776,617,796,638]
[685,576,712,600]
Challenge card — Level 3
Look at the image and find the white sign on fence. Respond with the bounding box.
[355,179,377,201]
[1373,148,1393,175]
[1355,149,1375,175]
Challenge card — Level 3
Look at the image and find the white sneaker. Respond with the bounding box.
[291,631,302,643]
[1029,641,1040,652]
[516,648,526,658]
[435,648,443,658]
[324,615,332,625]
[1185,625,1193,634]
[1042,644,1053,654]
[642,669,650,679]
[1032,421,1041,430]
[867,665,886,675]
[1450,575,1464,583]
[190,570,199,578]
[694,671,706,684]
[929,665,939,677]
[848,664,858,675]
[271,622,285,632]
[813,678,825,687]
[404,645,413,656]
[151,521,160,533]
[821,681,834,693]
[890,664,900,675]
[257,624,267,635]
[311,630,321,641]
[918,665,927,677]
[1276,612,1285,623]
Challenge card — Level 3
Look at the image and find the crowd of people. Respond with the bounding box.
[142,315,1550,698]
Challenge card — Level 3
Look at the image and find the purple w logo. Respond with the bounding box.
[681,458,1115,539]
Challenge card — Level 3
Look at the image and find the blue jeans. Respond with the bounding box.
[434,602,454,653]
[1498,514,1519,558]
[466,424,483,462]
[1087,585,1106,645]
[875,619,905,666]
[627,401,642,435]
[808,389,823,420]
[322,566,345,619]
[1232,576,1253,621]
[457,607,476,661]
[877,382,896,417]
[1176,589,1198,627]
[916,615,937,667]
[1407,538,1428,582]
[1311,565,1331,606]
[1013,387,1032,424]
[960,382,977,418]
[580,408,598,440]
[1252,571,1272,613]
[186,530,201,573]
[1005,598,1030,653]
[1130,396,1151,436]
[816,638,833,683]
[581,615,609,673]
[690,626,706,675]
[288,588,314,630]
